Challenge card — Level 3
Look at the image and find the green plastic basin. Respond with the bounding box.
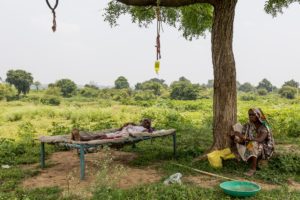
[220,181,261,197]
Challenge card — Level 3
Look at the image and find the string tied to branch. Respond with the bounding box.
[155,1,162,60]
[45,0,59,32]
[154,0,163,75]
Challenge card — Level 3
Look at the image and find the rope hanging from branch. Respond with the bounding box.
[155,1,162,60]
[154,0,162,75]
[45,0,59,32]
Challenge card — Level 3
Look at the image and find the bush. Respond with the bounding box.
[44,86,61,96]
[170,79,200,100]
[47,122,71,136]
[20,94,41,104]
[257,88,268,96]
[0,138,17,165]
[6,112,23,122]
[133,91,157,101]
[240,94,257,101]
[279,86,297,99]
[41,95,61,106]
[79,87,99,98]
[239,82,255,93]
[0,83,16,101]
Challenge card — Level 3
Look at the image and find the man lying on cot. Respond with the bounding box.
[231,108,275,176]
[71,118,154,141]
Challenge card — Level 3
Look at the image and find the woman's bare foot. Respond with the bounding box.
[244,169,256,176]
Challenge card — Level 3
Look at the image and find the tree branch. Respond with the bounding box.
[116,0,213,7]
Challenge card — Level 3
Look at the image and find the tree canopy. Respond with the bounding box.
[114,76,130,89]
[170,77,201,100]
[5,69,33,96]
[103,0,300,150]
[104,0,299,40]
[54,79,77,97]
[283,79,299,88]
[257,78,274,93]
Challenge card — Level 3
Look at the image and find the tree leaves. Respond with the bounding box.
[264,0,300,17]
[103,1,213,40]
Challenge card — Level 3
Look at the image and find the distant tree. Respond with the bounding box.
[84,83,98,90]
[135,78,167,96]
[48,83,55,88]
[179,76,190,82]
[257,78,273,92]
[33,81,41,91]
[149,78,167,85]
[170,77,200,100]
[279,86,297,99]
[114,76,129,89]
[6,69,33,96]
[54,79,77,97]
[206,79,214,88]
[283,79,299,88]
[239,82,255,93]
[135,83,142,90]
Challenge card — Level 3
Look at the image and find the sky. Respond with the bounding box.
[0,0,299,88]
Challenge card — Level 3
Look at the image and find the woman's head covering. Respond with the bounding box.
[249,108,270,129]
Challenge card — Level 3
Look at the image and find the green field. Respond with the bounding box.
[1,92,300,199]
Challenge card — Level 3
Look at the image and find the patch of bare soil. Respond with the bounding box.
[21,149,162,197]
[276,144,300,155]
[184,175,220,188]
[287,179,300,191]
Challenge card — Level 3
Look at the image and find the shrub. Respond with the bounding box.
[240,94,257,101]
[44,86,61,96]
[20,94,41,104]
[48,122,71,136]
[170,78,200,100]
[0,138,17,165]
[0,83,16,101]
[133,91,157,101]
[41,95,61,106]
[79,87,99,98]
[279,86,297,99]
[257,88,268,96]
[6,112,23,122]
[239,82,255,93]
[18,122,36,144]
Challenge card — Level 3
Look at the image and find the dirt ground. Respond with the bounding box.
[21,150,161,190]
[20,149,300,197]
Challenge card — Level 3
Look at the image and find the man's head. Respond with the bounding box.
[141,118,151,129]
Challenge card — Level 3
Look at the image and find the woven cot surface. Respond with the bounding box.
[39,129,176,145]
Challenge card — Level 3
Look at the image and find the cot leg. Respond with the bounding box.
[173,132,177,158]
[80,145,85,180]
[40,142,45,168]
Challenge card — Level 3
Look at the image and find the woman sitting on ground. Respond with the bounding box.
[71,118,154,141]
[232,108,275,176]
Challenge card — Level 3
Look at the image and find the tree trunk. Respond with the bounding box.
[211,0,237,150]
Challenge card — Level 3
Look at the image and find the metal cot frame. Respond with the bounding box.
[40,132,176,180]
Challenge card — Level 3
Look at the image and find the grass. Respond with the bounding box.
[0,94,300,199]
